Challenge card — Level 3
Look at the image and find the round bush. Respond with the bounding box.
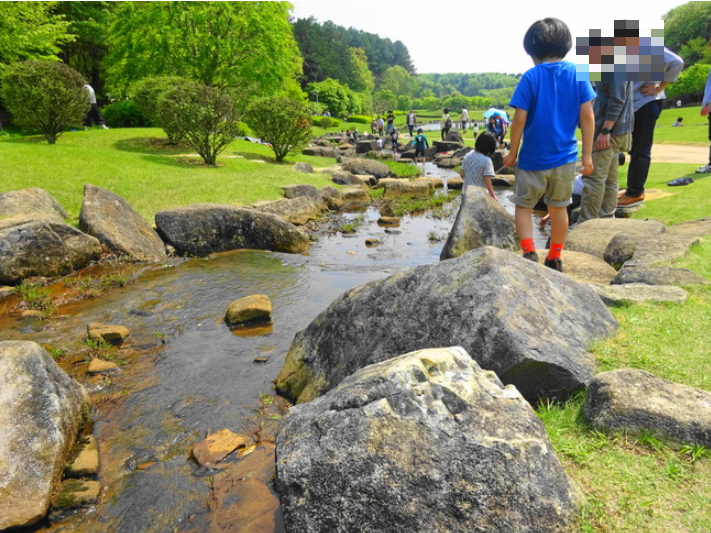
[1,60,89,144]
[102,101,151,128]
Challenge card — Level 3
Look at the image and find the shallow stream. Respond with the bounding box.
[4,163,547,532]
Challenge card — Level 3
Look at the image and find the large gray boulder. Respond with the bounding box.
[566,219,665,260]
[277,346,580,533]
[432,140,464,153]
[440,188,519,260]
[276,246,617,404]
[281,184,327,210]
[0,187,70,223]
[0,216,102,284]
[154,204,309,256]
[79,184,167,261]
[585,369,711,447]
[0,341,89,530]
[340,158,393,181]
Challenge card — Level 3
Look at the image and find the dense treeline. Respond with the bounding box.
[1,1,710,124]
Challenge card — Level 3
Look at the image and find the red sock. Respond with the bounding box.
[520,238,536,254]
[548,243,564,260]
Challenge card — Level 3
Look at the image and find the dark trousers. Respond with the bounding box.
[84,103,105,127]
[626,100,662,197]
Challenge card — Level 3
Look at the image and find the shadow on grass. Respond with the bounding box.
[113,137,190,156]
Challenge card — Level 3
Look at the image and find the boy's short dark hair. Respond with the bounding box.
[417,128,423,134]
[475,131,497,157]
[443,108,449,113]
[523,18,572,60]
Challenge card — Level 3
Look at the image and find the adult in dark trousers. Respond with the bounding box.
[696,36,711,175]
[385,110,395,134]
[83,83,108,130]
[440,108,451,140]
[578,80,634,224]
[618,47,682,208]
[460,106,469,131]
[406,109,417,137]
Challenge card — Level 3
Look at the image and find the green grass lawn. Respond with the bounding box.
[1,128,339,221]
[2,124,711,532]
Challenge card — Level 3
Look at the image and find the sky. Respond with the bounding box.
[290,0,689,74]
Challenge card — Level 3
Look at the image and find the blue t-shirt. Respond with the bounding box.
[509,62,595,171]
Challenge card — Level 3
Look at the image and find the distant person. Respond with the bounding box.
[460,106,469,131]
[578,80,633,225]
[441,108,452,140]
[676,99,682,107]
[672,117,684,127]
[413,128,429,167]
[502,17,595,273]
[386,110,395,134]
[371,117,378,134]
[390,128,399,156]
[83,83,108,130]
[376,116,385,136]
[487,116,504,147]
[406,109,417,137]
[376,136,383,153]
[473,121,480,140]
[460,131,498,200]
[618,47,683,208]
[697,46,711,174]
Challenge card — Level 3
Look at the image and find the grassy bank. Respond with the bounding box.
[2,126,710,532]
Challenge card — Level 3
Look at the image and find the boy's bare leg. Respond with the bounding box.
[514,206,533,242]
[547,206,568,245]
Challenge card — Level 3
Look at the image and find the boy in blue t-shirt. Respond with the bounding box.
[503,18,595,272]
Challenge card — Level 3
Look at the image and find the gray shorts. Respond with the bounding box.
[511,162,576,208]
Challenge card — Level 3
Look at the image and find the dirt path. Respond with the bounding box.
[652,143,708,164]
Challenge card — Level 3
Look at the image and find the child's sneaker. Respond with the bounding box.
[544,257,563,272]
[523,251,538,263]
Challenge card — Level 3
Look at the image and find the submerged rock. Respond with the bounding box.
[79,184,167,262]
[440,188,519,260]
[87,322,130,344]
[585,369,711,447]
[277,246,617,404]
[154,203,309,256]
[277,346,580,533]
[0,341,89,530]
[225,294,272,327]
[0,215,101,284]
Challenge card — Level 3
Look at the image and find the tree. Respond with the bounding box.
[306,78,352,117]
[373,90,396,114]
[1,60,89,144]
[53,1,113,90]
[245,97,313,163]
[105,2,302,99]
[0,2,74,71]
[379,66,416,97]
[663,2,711,54]
[665,63,711,99]
[158,81,240,165]
[679,37,711,66]
[131,76,187,143]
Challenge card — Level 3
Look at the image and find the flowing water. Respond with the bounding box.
[3,164,548,533]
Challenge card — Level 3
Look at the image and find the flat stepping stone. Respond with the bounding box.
[589,283,688,306]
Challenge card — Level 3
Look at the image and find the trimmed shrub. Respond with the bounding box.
[245,97,313,163]
[157,81,240,165]
[102,101,151,128]
[312,116,340,129]
[347,115,371,125]
[1,60,89,144]
[131,76,186,143]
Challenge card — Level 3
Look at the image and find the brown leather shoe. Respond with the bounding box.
[617,193,645,208]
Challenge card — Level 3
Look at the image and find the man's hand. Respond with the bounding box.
[702,104,710,117]
[581,153,594,176]
[503,152,517,168]
[596,132,611,150]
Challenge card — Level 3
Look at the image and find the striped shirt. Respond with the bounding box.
[461,151,495,195]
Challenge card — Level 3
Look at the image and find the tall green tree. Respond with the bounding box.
[663,2,711,54]
[53,1,113,90]
[245,97,313,163]
[306,78,352,117]
[0,2,74,70]
[379,66,416,97]
[105,2,302,99]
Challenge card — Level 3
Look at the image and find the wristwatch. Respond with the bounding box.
[601,127,612,135]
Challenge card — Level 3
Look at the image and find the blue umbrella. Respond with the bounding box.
[483,108,510,123]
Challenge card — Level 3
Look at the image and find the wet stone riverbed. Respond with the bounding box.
[2,163,549,533]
